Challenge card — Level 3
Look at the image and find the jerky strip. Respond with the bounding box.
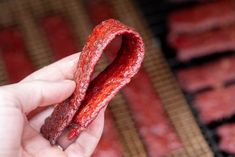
[194,85,235,123]
[41,19,144,144]
[169,0,235,34]
[177,56,235,92]
[217,124,235,154]
[170,25,235,61]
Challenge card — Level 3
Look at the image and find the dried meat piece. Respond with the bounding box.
[41,15,78,60]
[194,85,235,123]
[168,0,235,34]
[177,56,235,92]
[41,19,144,144]
[122,70,181,157]
[170,25,235,61]
[92,111,123,157]
[0,27,34,83]
[217,124,235,154]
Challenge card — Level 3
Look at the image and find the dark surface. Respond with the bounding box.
[135,0,235,156]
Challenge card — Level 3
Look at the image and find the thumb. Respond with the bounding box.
[0,80,75,156]
[0,80,76,114]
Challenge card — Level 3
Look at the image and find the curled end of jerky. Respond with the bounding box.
[40,19,144,144]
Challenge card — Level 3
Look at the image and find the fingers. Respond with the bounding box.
[22,52,80,82]
[0,80,75,114]
[64,108,106,157]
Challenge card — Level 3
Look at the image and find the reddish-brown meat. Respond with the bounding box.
[122,70,181,157]
[194,85,235,123]
[92,111,123,157]
[0,27,34,83]
[41,19,144,144]
[217,124,235,154]
[177,56,235,92]
[168,0,235,34]
[41,15,78,60]
[170,25,235,61]
[86,1,181,156]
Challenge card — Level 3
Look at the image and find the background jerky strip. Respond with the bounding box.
[122,70,182,157]
[194,85,235,124]
[40,15,78,60]
[41,19,144,144]
[217,124,235,154]
[168,0,235,34]
[169,24,235,61]
[0,27,34,83]
[92,111,123,157]
[177,56,235,92]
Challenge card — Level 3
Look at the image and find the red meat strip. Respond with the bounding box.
[194,85,235,124]
[168,0,235,34]
[86,1,181,156]
[41,19,144,144]
[0,27,34,83]
[92,111,123,157]
[217,124,235,154]
[177,56,235,92]
[122,70,182,157]
[41,15,78,60]
[170,25,235,61]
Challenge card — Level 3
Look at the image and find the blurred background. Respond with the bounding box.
[0,0,234,156]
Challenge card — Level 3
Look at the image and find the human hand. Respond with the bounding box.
[0,53,105,157]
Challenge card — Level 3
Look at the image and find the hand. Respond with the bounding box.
[0,53,105,157]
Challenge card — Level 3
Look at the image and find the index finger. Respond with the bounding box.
[22,52,80,82]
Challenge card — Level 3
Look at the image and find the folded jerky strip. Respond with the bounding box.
[41,19,144,144]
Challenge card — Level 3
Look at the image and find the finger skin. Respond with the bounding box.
[65,107,106,157]
[0,80,75,157]
[0,51,105,156]
[22,53,80,82]
[0,80,75,114]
